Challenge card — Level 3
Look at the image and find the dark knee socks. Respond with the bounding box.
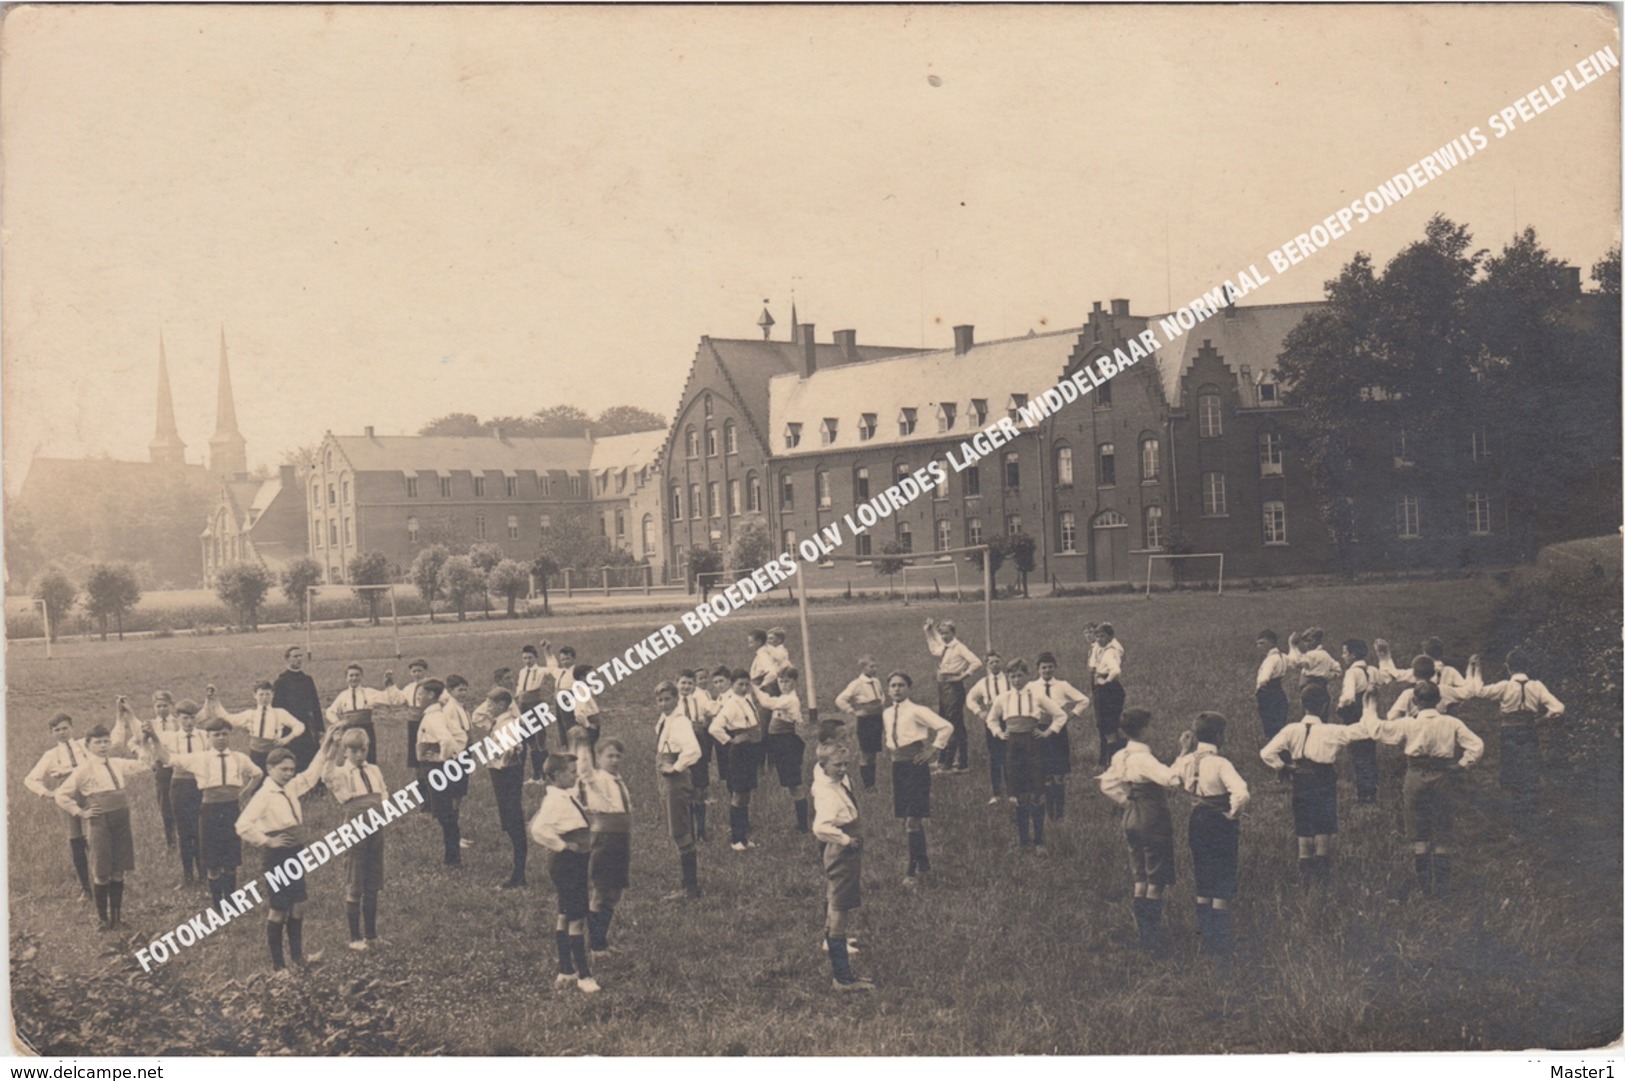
[569,933,591,978]
[108,881,124,925]
[285,917,305,963]
[859,762,876,790]
[555,929,573,974]
[906,830,929,875]
[68,839,91,893]
[347,901,362,941]
[362,892,378,939]
[729,805,748,845]
[93,883,109,924]
[827,934,855,982]
[587,907,614,951]
[680,850,700,895]
[794,798,809,833]
[267,921,286,969]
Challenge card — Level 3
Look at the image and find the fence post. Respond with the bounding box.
[644,564,652,596]
[602,567,610,596]
[564,568,573,598]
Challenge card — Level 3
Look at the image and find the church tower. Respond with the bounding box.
[148,333,188,466]
[209,327,248,478]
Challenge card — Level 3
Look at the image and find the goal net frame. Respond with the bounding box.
[1144,552,1225,597]
[307,583,401,660]
[899,560,963,604]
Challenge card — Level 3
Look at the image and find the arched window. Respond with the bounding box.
[641,515,654,555]
[854,466,870,501]
[1140,437,1160,482]
[1055,444,1074,487]
[703,393,714,418]
[1197,385,1223,437]
[670,484,683,520]
[1144,506,1164,549]
[817,469,832,508]
[780,472,794,510]
[747,472,762,513]
[724,421,738,455]
[685,428,699,458]
[728,479,741,516]
[1058,511,1078,553]
[1098,443,1116,487]
[1092,509,1128,528]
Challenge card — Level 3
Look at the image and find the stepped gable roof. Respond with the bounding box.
[1147,302,1321,408]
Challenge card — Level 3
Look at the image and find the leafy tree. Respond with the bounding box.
[348,550,392,625]
[410,544,451,622]
[595,405,667,436]
[31,567,77,641]
[966,536,1006,597]
[489,559,531,618]
[1592,245,1621,296]
[872,540,911,595]
[440,555,487,622]
[281,444,323,484]
[281,558,323,616]
[530,553,559,615]
[214,562,273,630]
[726,521,776,577]
[84,562,142,640]
[1006,532,1037,598]
[688,545,723,597]
[467,542,505,573]
[533,405,593,437]
[419,412,486,436]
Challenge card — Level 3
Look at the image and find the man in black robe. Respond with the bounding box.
[274,645,325,770]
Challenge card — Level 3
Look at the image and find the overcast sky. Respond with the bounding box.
[3,4,1618,489]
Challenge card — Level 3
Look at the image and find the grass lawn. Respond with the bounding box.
[7,579,1620,1055]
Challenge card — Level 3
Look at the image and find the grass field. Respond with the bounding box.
[7,578,1621,1055]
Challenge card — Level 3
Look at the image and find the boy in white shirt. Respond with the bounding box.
[984,660,1067,853]
[1461,649,1565,832]
[25,713,93,898]
[1259,684,1374,886]
[924,618,982,775]
[322,727,389,949]
[653,681,703,899]
[835,655,890,793]
[1088,624,1128,766]
[759,667,812,833]
[1098,708,1180,950]
[964,652,1011,804]
[882,671,954,885]
[1033,652,1091,820]
[206,681,305,772]
[55,716,157,930]
[811,740,874,992]
[416,680,468,867]
[529,753,599,994]
[148,714,264,910]
[236,744,332,971]
[1172,713,1250,957]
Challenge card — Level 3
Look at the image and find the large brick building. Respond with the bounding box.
[306,427,668,584]
[660,295,1541,589]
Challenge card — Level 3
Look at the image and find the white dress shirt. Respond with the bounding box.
[655,708,703,773]
[235,759,326,847]
[926,633,983,681]
[26,739,91,797]
[225,703,305,745]
[168,748,261,792]
[882,699,954,753]
[1099,740,1177,804]
[1035,676,1090,717]
[1256,648,1288,689]
[1172,744,1251,816]
[1366,709,1484,766]
[1287,644,1342,682]
[1259,715,1374,769]
[54,754,153,815]
[325,685,390,726]
[835,674,888,716]
[417,703,469,762]
[708,693,762,744]
[983,685,1068,738]
[751,645,791,687]
[529,786,590,851]
[965,671,1011,716]
[1470,675,1564,717]
[810,765,860,846]
[1088,640,1125,684]
[1338,660,1391,709]
[327,760,388,803]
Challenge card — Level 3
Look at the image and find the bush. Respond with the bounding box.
[213,563,274,630]
[31,567,77,642]
[440,555,487,622]
[281,558,323,611]
[349,550,392,625]
[84,563,143,640]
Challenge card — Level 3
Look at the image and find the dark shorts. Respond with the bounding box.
[345,825,386,896]
[767,731,806,788]
[824,838,862,912]
[87,806,136,879]
[1189,803,1240,900]
[1005,733,1047,796]
[588,830,631,894]
[169,776,202,829]
[1043,726,1072,777]
[892,759,932,819]
[1124,788,1175,887]
[1257,681,1289,740]
[551,849,591,919]
[726,739,763,794]
[1402,759,1456,843]
[1291,762,1338,837]
[264,847,308,911]
[855,714,884,756]
[690,728,715,790]
[200,800,244,869]
[404,710,425,769]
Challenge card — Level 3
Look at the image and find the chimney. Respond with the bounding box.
[833,328,857,361]
[278,463,296,487]
[1092,301,1104,315]
[801,324,817,378]
[953,324,975,355]
[364,425,375,439]
[1110,299,1130,316]
[1564,265,1582,294]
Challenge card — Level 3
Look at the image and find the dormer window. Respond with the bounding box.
[820,418,839,446]
[936,403,957,433]
[1257,378,1279,405]
[969,399,988,427]
[857,413,878,441]
[898,408,917,437]
[1007,394,1028,421]
[784,422,802,449]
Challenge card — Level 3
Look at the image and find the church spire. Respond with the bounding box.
[149,332,187,466]
[209,326,247,478]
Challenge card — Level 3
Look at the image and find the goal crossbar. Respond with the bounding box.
[1144,552,1225,596]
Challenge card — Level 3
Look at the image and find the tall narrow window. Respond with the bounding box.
[686,429,699,458]
[569,476,582,497]
[328,483,337,505]
[1397,495,1420,538]
[1198,387,1223,437]
[473,476,486,497]
[405,476,419,499]
[1471,429,1490,461]
[728,479,741,516]
[964,466,981,497]
[539,513,552,535]
[1007,515,1023,536]
[747,472,762,513]
[854,466,870,501]
[857,414,877,441]
[407,516,419,543]
[1056,445,1074,487]
[474,515,486,540]
[615,510,626,539]
[641,516,654,556]
[897,521,913,553]
[937,403,957,433]
[506,476,518,498]
[707,482,720,518]
[1259,431,1284,476]
[784,423,802,449]
[1466,492,1490,535]
[936,519,952,551]
[1263,501,1287,544]
[817,469,832,509]
[969,399,988,427]
[1144,506,1164,550]
[439,477,452,499]
[689,484,701,521]
[820,418,839,446]
[1095,379,1112,408]
[932,462,949,500]
[1392,429,1414,467]
[780,473,794,510]
[855,533,872,558]
[967,518,984,546]
[1141,438,1160,482]
[706,428,719,456]
[670,485,683,520]
[1059,511,1077,553]
[1202,471,1228,516]
[898,408,917,437]
[1004,452,1020,490]
[539,475,553,496]
[1098,443,1116,487]
[507,514,519,541]
[724,421,738,455]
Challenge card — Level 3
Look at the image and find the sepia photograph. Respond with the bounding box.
[2,2,1620,1063]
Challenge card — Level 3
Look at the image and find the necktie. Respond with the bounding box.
[1044,679,1052,699]
[352,688,359,712]
[65,743,77,768]
[219,753,229,785]
[103,760,120,790]
[656,714,667,746]
[889,706,899,747]
[359,767,374,794]
[869,678,878,700]
[259,706,268,739]
[616,777,631,812]
[278,788,299,828]
[185,733,194,752]
[684,697,693,720]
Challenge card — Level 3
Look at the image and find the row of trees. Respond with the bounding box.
[417,404,666,439]
[30,563,145,641]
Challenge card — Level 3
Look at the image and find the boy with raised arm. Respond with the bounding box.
[324,664,397,765]
[1259,683,1372,886]
[237,742,333,972]
[205,681,304,773]
[1461,650,1565,832]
